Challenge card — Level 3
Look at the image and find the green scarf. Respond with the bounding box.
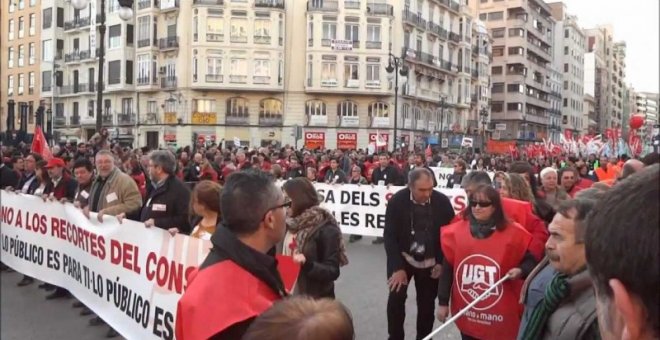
[520,272,570,340]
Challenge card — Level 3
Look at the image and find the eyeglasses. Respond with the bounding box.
[469,201,493,208]
[261,199,292,221]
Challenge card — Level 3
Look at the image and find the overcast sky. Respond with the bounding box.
[558,0,659,94]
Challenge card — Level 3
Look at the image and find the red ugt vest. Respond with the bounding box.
[175,260,282,340]
[441,219,532,340]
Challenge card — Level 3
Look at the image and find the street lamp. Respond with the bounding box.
[479,106,489,153]
[70,0,133,134]
[438,96,446,149]
[386,50,408,152]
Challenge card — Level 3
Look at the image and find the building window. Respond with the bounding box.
[227,97,249,117]
[491,28,505,38]
[492,46,504,57]
[137,16,150,44]
[507,83,524,93]
[322,22,337,40]
[254,59,270,83]
[367,25,381,44]
[207,57,222,76]
[57,7,64,28]
[507,102,522,111]
[307,59,313,86]
[18,17,25,38]
[344,63,359,87]
[488,11,503,21]
[18,74,25,95]
[108,60,121,84]
[491,101,503,112]
[564,29,569,38]
[230,18,248,43]
[305,100,327,117]
[18,45,25,67]
[492,66,502,75]
[345,23,359,42]
[508,28,524,37]
[366,63,380,85]
[137,54,150,82]
[109,25,121,49]
[18,0,24,10]
[338,101,358,117]
[28,43,35,65]
[122,98,133,114]
[207,17,224,41]
[507,47,523,55]
[564,63,568,72]
[492,82,504,93]
[564,46,568,55]
[368,102,389,117]
[7,76,14,96]
[8,48,14,68]
[193,99,216,113]
[254,19,271,43]
[29,14,36,36]
[109,0,120,13]
[9,19,15,41]
[230,58,247,83]
[321,62,337,85]
[259,98,283,118]
[125,60,133,84]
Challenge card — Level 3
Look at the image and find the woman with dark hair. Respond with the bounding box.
[124,156,147,198]
[281,178,348,299]
[508,161,555,223]
[437,184,537,340]
[189,180,222,240]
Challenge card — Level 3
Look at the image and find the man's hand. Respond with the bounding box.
[59,197,68,204]
[387,270,408,293]
[293,253,306,265]
[436,305,449,322]
[506,267,522,280]
[116,213,126,224]
[144,219,155,228]
[167,228,179,236]
[430,264,442,279]
[82,206,91,219]
[41,194,49,202]
[6,186,14,192]
[97,209,106,223]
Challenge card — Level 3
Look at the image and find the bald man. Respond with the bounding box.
[619,159,644,180]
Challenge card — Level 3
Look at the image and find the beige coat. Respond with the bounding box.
[88,168,143,216]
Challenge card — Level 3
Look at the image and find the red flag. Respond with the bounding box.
[31,126,52,160]
[425,144,432,158]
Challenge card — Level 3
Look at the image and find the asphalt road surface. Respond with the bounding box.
[1,236,459,340]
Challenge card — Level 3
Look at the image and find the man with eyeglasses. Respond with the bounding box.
[176,170,289,340]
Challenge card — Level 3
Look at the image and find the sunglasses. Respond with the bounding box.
[261,199,292,221]
[469,201,493,208]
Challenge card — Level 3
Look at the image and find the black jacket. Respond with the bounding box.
[16,171,38,193]
[139,175,192,234]
[0,165,19,189]
[184,163,201,182]
[384,188,455,277]
[284,168,304,180]
[371,165,402,185]
[446,173,464,188]
[297,221,342,299]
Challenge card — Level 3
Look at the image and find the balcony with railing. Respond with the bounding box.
[193,0,222,4]
[64,17,90,31]
[102,114,114,126]
[54,116,67,127]
[254,35,271,44]
[472,69,479,78]
[255,0,284,9]
[230,75,247,84]
[259,114,283,126]
[71,115,81,125]
[138,38,157,48]
[137,75,158,86]
[230,35,248,43]
[118,113,136,125]
[366,41,382,49]
[253,76,271,84]
[159,36,179,50]
[366,3,392,16]
[225,114,249,125]
[206,74,223,83]
[307,0,337,11]
[138,0,154,10]
[345,1,360,9]
[161,76,177,89]
[402,10,427,30]
[207,33,224,42]
[449,32,460,43]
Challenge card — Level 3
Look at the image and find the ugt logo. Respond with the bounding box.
[455,254,503,311]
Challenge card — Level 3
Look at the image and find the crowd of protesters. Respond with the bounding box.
[1,137,659,340]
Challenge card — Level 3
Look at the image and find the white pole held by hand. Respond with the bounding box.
[422,273,512,340]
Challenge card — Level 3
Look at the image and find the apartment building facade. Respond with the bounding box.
[584,25,626,135]
[548,1,585,136]
[469,0,554,145]
[1,0,42,136]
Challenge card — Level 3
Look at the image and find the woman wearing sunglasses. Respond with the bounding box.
[437,184,537,340]
[281,178,349,299]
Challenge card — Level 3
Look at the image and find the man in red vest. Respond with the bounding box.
[459,171,549,261]
[176,170,289,340]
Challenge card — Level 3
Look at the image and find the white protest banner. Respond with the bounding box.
[429,167,496,188]
[0,192,210,340]
[313,183,469,237]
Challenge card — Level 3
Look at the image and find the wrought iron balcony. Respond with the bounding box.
[71,115,80,125]
[192,0,223,4]
[259,114,283,126]
[64,17,90,31]
[255,0,284,9]
[159,36,179,50]
[160,76,177,89]
[344,1,360,9]
[206,74,223,83]
[307,0,338,11]
[366,41,382,49]
[366,3,392,15]
[137,76,158,86]
[225,114,249,125]
[118,113,136,125]
[54,116,67,126]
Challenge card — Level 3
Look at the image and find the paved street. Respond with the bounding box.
[1,236,459,340]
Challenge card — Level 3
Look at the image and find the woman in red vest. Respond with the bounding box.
[437,184,537,340]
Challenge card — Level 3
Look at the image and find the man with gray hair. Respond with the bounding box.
[126,150,191,235]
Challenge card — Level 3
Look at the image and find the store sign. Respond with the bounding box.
[164,112,178,124]
[337,132,357,150]
[368,133,389,148]
[305,132,325,149]
[191,112,217,125]
[331,39,353,50]
[163,132,177,142]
